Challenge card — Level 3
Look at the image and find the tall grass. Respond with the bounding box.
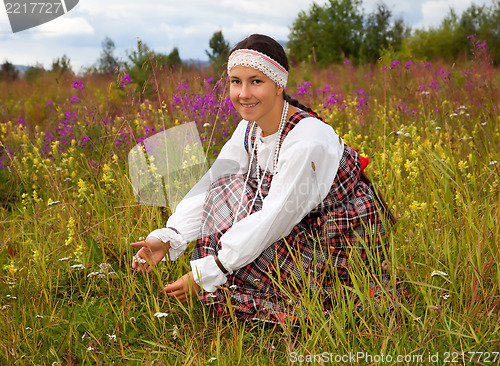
[1,47,499,364]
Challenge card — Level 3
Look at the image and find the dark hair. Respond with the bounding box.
[230,34,321,119]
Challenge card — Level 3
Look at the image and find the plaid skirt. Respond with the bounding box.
[191,171,409,323]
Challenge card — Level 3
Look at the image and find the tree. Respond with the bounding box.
[125,41,183,100]
[51,55,71,73]
[360,2,411,62]
[206,30,230,72]
[288,0,364,65]
[98,36,120,74]
[24,63,45,81]
[1,61,19,81]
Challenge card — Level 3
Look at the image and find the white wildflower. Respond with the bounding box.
[489,161,498,166]
[107,334,117,342]
[82,332,87,341]
[58,257,73,262]
[203,123,210,127]
[435,127,441,130]
[48,200,61,206]
[172,325,178,340]
[25,327,32,332]
[70,264,85,270]
[133,256,147,264]
[481,122,487,126]
[440,294,450,300]
[431,270,448,277]
[87,272,101,278]
[1,305,11,310]
[6,295,17,300]
[449,113,458,117]
[153,312,169,318]
[99,263,112,274]
[86,346,95,352]
[208,357,217,363]
[36,315,44,319]
[420,91,430,95]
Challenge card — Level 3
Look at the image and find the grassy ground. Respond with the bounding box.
[1,49,499,365]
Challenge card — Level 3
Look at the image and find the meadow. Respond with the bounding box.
[0,42,499,364]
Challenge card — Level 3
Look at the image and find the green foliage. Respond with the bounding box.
[406,1,500,64]
[206,30,230,74]
[24,63,45,81]
[125,40,183,101]
[98,36,120,75]
[288,0,364,65]
[0,61,20,81]
[360,3,411,62]
[51,54,72,74]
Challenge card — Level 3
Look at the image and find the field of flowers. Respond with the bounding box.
[1,42,499,364]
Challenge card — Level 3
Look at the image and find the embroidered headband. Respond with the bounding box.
[227,49,288,87]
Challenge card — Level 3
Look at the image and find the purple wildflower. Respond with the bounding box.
[296,81,311,96]
[72,80,85,91]
[120,74,132,89]
[70,96,79,104]
[390,59,400,69]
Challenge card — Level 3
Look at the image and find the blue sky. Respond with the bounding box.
[0,0,493,72]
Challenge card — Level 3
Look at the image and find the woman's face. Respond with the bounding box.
[229,65,283,126]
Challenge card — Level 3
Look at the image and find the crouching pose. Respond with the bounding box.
[131,34,408,322]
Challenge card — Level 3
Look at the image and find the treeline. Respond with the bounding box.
[288,0,500,65]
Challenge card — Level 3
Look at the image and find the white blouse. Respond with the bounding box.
[147,114,344,292]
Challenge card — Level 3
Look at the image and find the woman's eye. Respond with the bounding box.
[252,79,262,84]
[231,79,241,85]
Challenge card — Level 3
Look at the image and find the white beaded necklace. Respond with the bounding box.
[256,100,289,176]
[232,101,289,224]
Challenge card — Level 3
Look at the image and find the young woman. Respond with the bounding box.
[131,34,406,321]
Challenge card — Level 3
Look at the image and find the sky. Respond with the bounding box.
[0,0,494,72]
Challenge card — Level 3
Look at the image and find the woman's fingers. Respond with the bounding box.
[163,273,199,303]
[130,240,148,248]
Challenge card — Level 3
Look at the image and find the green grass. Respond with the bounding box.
[0,55,499,365]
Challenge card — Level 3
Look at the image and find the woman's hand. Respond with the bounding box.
[163,272,201,303]
[130,237,169,273]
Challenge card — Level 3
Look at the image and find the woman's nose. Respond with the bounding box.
[239,82,251,99]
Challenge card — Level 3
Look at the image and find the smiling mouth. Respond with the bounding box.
[241,102,258,108]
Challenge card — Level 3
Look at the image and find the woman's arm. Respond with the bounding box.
[131,120,250,265]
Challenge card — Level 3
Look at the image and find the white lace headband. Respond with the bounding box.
[227,49,288,87]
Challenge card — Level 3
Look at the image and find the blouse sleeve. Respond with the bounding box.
[191,118,344,292]
[147,120,250,260]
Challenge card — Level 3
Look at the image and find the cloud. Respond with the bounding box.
[32,16,95,38]
[419,0,477,28]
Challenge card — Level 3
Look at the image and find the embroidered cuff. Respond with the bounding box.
[146,227,187,261]
[190,256,228,292]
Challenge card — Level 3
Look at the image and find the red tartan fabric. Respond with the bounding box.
[192,111,409,322]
